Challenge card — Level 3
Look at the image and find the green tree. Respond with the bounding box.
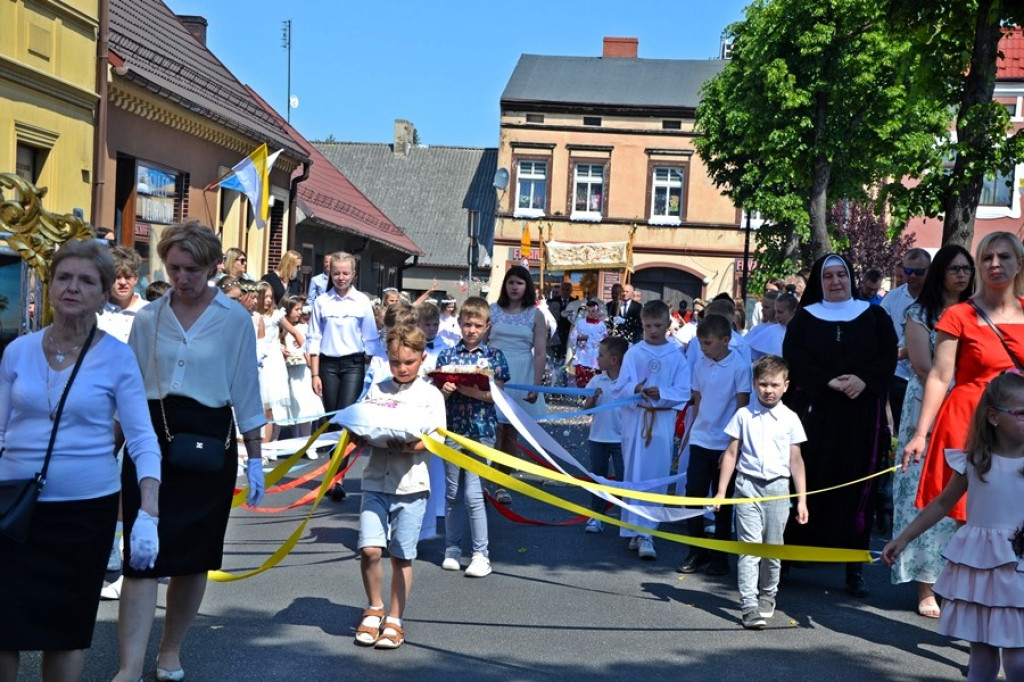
[884,0,1024,247]
[695,0,951,272]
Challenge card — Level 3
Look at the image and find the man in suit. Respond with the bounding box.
[608,283,642,343]
[547,281,576,360]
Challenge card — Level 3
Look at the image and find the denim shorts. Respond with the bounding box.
[358,490,429,560]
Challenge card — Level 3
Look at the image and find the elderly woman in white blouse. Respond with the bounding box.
[0,240,160,681]
[113,222,266,682]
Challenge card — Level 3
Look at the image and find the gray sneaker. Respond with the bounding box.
[442,547,462,571]
[742,608,767,630]
[758,596,776,619]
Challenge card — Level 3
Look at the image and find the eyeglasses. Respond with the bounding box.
[992,405,1024,419]
[237,258,247,264]
[903,267,927,276]
[946,265,974,275]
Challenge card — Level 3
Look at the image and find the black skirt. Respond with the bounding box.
[0,493,119,650]
[122,396,236,577]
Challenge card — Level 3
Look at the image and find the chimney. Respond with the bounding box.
[603,37,638,58]
[393,119,415,157]
[178,15,208,46]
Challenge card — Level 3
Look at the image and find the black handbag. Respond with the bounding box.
[0,324,96,542]
[153,300,233,473]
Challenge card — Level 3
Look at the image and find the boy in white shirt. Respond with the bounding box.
[677,313,751,577]
[581,336,631,533]
[354,325,447,649]
[714,355,808,630]
[619,301,692,560]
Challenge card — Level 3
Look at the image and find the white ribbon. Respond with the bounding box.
[489,381,703,523]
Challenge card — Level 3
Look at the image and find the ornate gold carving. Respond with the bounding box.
[545,240,629,271]
[0,173,95,325]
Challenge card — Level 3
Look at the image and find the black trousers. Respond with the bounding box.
[685,445,735,560]
[319,353,366,414]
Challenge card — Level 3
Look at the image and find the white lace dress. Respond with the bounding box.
[489,303,545,422]
[259,308,291,420]
[282,322,323,421]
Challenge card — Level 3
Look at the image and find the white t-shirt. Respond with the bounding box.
[586,372,630,443]
[724,400,806,480]
[689,349,752,450]
[96,295,148,344]
[0,331,161,501]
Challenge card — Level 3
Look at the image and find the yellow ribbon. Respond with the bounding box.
[442,429,896,507]
[422,434,873,563]
[230,421,332,508]
[209,430,350,582]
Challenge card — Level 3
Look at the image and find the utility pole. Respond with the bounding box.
[282,20,292,123]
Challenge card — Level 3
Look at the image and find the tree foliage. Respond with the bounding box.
[883,0,1024,247]
[822,202,915,276]
[695,0,951,273]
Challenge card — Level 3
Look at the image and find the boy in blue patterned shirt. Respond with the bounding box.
[435,297,510,578]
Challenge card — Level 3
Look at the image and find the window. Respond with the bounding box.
[662,120,682,130]
[980,167,1013,207]
[526,113,544,123]
[514,160,547,218]
[583,116,602,127]
[571,163,605,221]
[15,144,44,184]
[649,167,684,224]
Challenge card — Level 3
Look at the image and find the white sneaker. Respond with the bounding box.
[442,547,462,571]
[638,537,656,560]
[464,553,492,578]
[628,536,641,551]
[100,575,123,600]
[584,518,603,534]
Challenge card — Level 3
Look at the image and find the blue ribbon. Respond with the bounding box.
[505,383,596,397]
[534,394,642,422]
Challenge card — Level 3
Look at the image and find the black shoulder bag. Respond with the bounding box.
[968,299,1024,371]
[0,324,97,543]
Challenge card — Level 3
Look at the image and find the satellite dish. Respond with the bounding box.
[289,95,299,109]
[493,167,510,191]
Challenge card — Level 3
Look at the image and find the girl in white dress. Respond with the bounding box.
[280,296,323,439]
[488,265,547,504]
[438,299,462,347]
[257,284,298,441]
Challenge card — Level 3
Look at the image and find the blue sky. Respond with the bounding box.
[164,0,749,148]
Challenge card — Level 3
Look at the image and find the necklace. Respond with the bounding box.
[47,331,84,364]
[45,364,70,421]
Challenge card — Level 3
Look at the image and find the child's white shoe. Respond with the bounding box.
[442,547,462,571]
[464,553,492,578]
[585,518,603,533]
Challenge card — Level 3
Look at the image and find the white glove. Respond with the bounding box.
[246,458,265,507]
[129,510,159,570]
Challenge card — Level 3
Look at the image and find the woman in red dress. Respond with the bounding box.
[903,231,1024,521]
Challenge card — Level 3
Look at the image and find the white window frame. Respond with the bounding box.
[979,167,1014,208]
[513,160,547,219]
[648,166,684,226]
[570,163,605,222]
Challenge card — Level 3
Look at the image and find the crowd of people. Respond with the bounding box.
[1,224,1022,680]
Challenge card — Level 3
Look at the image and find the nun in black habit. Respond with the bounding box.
[782,254,897,597]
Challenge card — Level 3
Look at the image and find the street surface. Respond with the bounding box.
[20,405,966,681]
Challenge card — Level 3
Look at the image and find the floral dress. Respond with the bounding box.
[891,303,958,584]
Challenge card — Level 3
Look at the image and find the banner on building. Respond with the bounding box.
[545,240,629,271]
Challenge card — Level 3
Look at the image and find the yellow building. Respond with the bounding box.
[0,0,98,216]
[491,38,748,306]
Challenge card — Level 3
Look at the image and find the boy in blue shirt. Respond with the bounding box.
[435,297,510,578]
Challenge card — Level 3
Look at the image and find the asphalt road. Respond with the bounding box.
[19,408,967,681]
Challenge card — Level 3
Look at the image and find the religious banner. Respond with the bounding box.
[545,240,629,271]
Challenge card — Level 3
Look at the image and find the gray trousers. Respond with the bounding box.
[734,473,791,610]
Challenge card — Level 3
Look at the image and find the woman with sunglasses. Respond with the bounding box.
[905,232,1024,526]
[890,245,974,619]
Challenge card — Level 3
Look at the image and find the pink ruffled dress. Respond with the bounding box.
[934,449,1024,648]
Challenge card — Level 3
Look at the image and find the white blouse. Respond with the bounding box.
[0,331,161,501]
[128,291,265,434]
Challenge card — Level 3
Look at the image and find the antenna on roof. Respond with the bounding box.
[493,167,510,191]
